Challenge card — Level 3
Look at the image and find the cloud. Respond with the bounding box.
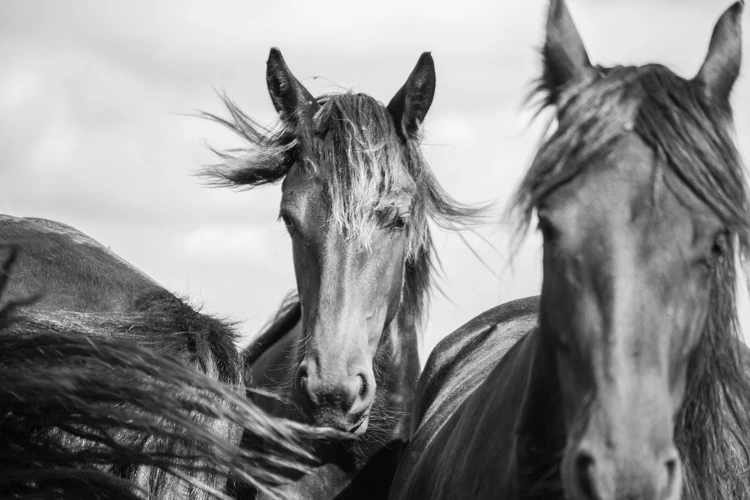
[1,0,748,351]
[184,226,269,260]
[0,69,39,110]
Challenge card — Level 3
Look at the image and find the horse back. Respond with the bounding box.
[390,296,538,500]
[412,295,538,430]
[1,216,248,497]
[0,215,162,312]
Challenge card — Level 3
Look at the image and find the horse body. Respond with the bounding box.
[0,246,343,500]
[0,215,247,498]
[0,215,162,313]
[391,2,750,499]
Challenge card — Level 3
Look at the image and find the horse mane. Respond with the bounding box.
[201,91,483,334]
[512,63,750,498]
[95,289,242,385]
[0,248,344,500]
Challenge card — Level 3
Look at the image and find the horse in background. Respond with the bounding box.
[390,1,750,499]
[202,49,482,498]
[0,220,339,498]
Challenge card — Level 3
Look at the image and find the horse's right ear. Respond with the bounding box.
[541,0,596,102]
[266,48,319,128]
[387,52,436,140]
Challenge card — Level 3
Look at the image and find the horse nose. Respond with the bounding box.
[296,364,374,431]
[571,446,682,500]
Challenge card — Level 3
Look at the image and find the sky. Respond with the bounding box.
[1,0,749,360]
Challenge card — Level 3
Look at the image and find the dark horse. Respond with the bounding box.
[390,1,750,499]
[202,50,480,498]
[0,223,340,498]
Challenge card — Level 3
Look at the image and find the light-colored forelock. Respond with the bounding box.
[307,94,423,256]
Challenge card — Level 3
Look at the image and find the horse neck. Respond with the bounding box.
[374,306,421,440]
[377,255,429,440]
[510,328,567,499]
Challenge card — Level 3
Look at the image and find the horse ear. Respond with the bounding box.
[542,0,595,100]
[693,1,744,104]
[266,48,319,128]
[387,52,436,140]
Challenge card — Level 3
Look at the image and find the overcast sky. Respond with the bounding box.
[1,0,748,358]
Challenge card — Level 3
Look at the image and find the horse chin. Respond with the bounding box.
[309,409,370,437]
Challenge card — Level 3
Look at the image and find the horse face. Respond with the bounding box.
[279,164,410,433]
[534,1,742,499]
[267,50,435,433]
[538,134,724,499]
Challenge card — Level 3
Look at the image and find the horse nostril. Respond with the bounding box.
[296,366,312,407]
[662,453,682,498]
[665,458,676,482]
[297,366,309,390]
[357,374,368,398]
[574,451,598,500]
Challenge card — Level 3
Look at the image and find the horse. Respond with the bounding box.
[389,1,750,499]
[0,222,340,498]
[201,49,482,498]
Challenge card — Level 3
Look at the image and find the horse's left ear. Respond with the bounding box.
[387,52,436,140]
[542,0,596,103]
[694,1,744,104]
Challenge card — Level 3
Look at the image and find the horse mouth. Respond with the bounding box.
[348,416,368,436]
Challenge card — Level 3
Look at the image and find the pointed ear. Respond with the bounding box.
[387,52,436,140]
[266,48,319,128]
[693,1,744,104]
[541,0,595,101]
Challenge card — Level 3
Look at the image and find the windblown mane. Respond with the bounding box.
[512,64,750,498]
[201,91,482,332]
[0,248,343,500]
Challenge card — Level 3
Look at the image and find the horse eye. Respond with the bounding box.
[711,232,729,259]
[393,216,408,230]
[537,217,558,242]
[699,231,729,270]
[280,214,295,235]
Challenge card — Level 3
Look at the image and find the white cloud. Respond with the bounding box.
[2,0,748,353]
[184,226,269,260]
[427,114,475,146]
[30,111,78,168]
[0,69,39,110]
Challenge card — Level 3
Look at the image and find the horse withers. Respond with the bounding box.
[390,2,750,499]
[203,50,481,498]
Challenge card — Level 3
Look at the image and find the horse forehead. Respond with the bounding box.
[584,134,655,201]
[281,166,322,207]
[559,135,693,225]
